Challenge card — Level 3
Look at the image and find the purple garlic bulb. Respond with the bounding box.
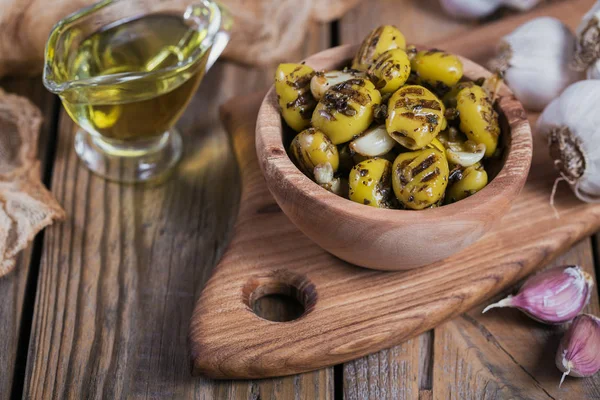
[483,265,594,324]
[556,314,600,386]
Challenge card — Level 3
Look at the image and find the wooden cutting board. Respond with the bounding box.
[189,1,600,379]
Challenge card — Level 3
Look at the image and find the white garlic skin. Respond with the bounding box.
[587,59,600,79]
[439,0,541,19]
[495,17,583,111]
[537,80,600,202]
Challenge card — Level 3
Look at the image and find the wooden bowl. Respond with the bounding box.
[256,44,532,271]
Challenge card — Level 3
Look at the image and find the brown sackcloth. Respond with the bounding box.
[0,89,65,277]
[0,0,360,78]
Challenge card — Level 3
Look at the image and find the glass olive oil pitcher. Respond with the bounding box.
[43,0,231,182]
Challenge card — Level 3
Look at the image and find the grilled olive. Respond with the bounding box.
[367,49,411,94]
[392,148,449,210]
[456,85,500,157]
[353,25,406,71]
[427,137,446,153]
[312,78,382,145]
[275,63,317,132]
[349,158,393,207]
[411,50,463,90]
[310,69,365,100]
[290,128,339,178]
[386,85,446,150]
[446,162,488,203]
[442,81,475,109]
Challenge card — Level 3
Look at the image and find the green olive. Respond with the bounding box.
[392,148,449,210]
[275,63,317,132]
[353,25,407,71]
[386,85,446,150]
[446,162,488,203]
[367,49,411,94]
[411,50,463,90]
[312,78,382,145]
[290,128,339,178]
[456,85,500,157]
[349,158,393,208]
[442,82,475,109]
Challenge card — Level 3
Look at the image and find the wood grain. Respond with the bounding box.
[22,23,334,399]
[0,78,57,398]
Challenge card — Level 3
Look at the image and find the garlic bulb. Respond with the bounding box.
[556,314,600,386]
[537,80,600,203]
[573,0,600,72]
[439,0,542,20]
[489,17,583,111]
[483,265,594,324]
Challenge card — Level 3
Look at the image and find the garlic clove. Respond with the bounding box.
[310,70,364,101]
[440,0,541,20]
[537,80,600,203]
[556,314,600,386]
[483,265,594,324]
[314,162,334,185]
[349,125,396,157]
[446,143,486,167]
[490,17,583,111]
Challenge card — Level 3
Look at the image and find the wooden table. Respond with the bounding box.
[2,0,600,398]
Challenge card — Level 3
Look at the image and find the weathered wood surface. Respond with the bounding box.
[21,22,334,400]
[2,0,598,398]
[0,78,57,399]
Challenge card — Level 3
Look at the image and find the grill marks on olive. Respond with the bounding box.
[412,153,437,176]
[321,79,369,117]
[420,167,440,183]
[284,70,316,121]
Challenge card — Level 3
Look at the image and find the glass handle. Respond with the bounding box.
[184,0,232,72]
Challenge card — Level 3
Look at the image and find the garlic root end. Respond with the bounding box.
[482,295,514,314]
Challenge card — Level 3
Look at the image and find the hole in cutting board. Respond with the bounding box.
[243,270,317,322]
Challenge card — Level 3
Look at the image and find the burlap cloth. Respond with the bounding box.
[0,89,65,277]
[0,0,360,78]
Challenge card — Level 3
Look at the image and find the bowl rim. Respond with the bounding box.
[256,44,532,224]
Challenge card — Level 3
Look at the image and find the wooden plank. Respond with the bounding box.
[338,2,472,398]
[0,78,57,398]
[339,0,475,48]
[432,239,600,400]
[23,23,333,399]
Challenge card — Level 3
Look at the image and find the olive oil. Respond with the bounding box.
[59,14,208,142]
